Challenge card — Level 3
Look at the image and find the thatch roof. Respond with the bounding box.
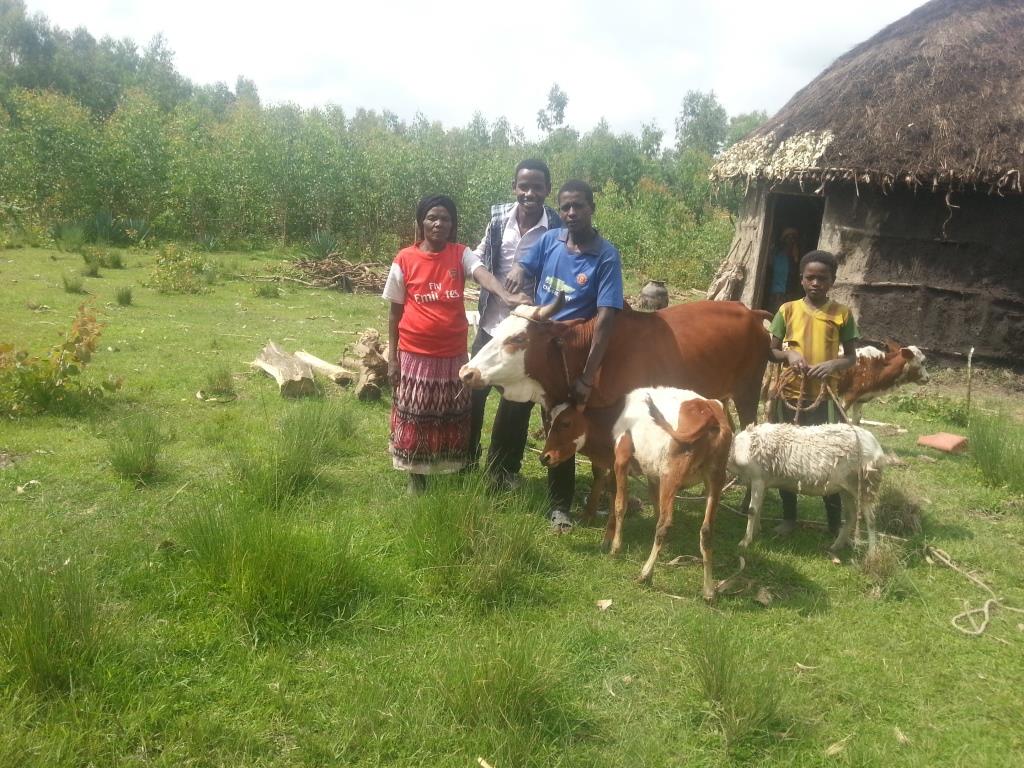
[712,0,1024,193]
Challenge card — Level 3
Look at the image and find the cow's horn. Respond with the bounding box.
[533,292,565,321]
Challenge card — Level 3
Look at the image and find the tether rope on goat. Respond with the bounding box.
[926,545,1024,637]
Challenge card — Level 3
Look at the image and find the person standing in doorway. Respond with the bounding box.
[768,227,802,313]
[467,159,563,488]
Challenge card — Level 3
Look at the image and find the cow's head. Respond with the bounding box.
[540,402,587,467]
[459,294,568,405]
[884,340,929,386]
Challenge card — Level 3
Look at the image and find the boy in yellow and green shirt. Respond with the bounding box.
[768,250,859,537]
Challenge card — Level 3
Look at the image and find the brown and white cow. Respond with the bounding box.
[838,341,929,423]
[460,297,771,426]
[541,388,732,599]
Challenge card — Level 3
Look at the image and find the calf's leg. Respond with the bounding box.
[607,433,634,555]
[581,465,610,526]
[739,481,766,549]
[639,475,677,585]
[698,472,725,602]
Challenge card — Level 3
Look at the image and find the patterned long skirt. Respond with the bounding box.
[390,350,470,474]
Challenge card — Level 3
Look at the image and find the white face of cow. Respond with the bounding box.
[459,314,547,404]
[898,346,929,385]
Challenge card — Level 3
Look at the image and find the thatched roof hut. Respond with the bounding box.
[708,0,1024,363]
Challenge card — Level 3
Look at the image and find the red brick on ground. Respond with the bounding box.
[916,432,969,453]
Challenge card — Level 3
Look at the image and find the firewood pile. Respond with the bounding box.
[291,253,480,301]
[292,254,389,293]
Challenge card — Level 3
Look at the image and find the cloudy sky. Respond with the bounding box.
[26,0,924,140]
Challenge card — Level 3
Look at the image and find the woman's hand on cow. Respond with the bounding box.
[388,358,401,389]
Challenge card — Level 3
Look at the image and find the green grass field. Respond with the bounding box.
[1,247,1023,767]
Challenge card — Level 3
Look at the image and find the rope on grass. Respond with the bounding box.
[926,545,1024,637]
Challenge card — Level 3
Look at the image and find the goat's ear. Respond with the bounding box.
[899,347,914,360]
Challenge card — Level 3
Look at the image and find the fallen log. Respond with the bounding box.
[295,350,357,386]
[251,341,317,397]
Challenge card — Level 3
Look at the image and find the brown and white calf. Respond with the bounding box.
[838,341,929,423]
[541,388,732,600]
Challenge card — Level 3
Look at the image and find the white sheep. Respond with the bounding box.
[728,423,885,555]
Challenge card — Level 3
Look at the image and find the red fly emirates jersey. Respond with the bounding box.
[393,242,470,357]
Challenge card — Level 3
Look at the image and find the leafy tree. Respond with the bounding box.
[725,109,768,148]
[536,83,568,133]
[674,90,727,156]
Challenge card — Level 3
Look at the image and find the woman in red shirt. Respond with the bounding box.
[382,195,529,493]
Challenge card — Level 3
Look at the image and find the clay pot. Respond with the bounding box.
[639,279,669,311]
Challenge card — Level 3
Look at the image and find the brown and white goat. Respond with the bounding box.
[541,388,732,599]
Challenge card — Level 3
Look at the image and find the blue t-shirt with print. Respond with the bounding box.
[519,229,624,321]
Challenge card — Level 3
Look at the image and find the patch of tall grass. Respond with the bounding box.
[969,411,1024,493]
[107,412,164,482]
[115,286,133,306]
[203,365,236,397]
[437,630,586,760]
[62,273,85,294]
[174,498,373,635]
[400,480,551,608]
[232,399,353,506]
[0,553,104,692]
[687,619,790,756]
[873,479,924,536]
[252,282,281,299]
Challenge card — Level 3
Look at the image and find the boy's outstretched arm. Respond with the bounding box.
[808,339,857,379]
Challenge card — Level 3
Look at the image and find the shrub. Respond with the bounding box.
[115,286,133,306]
[688,619,789,755]
[62,273,86,294]
[148,244,210,294]
[87,211,118,244]
[0,553,103,692]
[175,500,372,635]
[873,480,924,536]
[0,304,110,416]
[401,481,550,608]
[120,217,151,246]
[232,400,353,507]
[970,411,1024,493]
[101,251,125,269]
[107,412,164,482]
[80,258,101,278]
[252,282,281,299]
[52,222,88,252]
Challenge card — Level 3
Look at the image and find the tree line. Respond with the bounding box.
[0,0,765,287]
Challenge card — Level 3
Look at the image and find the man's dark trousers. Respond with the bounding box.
[468,329,534,478]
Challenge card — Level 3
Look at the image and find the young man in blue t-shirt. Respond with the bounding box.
[506,179,625,532]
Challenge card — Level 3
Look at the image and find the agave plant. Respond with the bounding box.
[302,229,339,261]
[119,217,152,245]
[88,211,117,245]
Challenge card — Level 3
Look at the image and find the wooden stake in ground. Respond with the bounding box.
[251,341,317,397]
[294,350,357,386]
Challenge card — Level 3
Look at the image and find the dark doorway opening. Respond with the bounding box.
[760,194,825,312]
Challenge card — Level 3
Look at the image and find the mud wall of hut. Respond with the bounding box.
[822,185,1024,362]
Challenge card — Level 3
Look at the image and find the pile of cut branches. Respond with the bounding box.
[292,254,389,293]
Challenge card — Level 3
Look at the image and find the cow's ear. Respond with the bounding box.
[884,338,901,353]
[899,347,914,360]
